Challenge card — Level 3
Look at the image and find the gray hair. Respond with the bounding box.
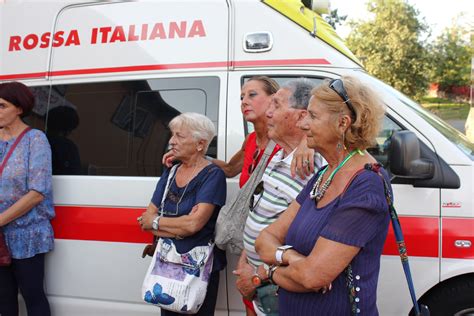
[281,78,315,110]
[169,112,216,151]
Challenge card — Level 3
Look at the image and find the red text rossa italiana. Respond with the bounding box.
[8,20,206,51]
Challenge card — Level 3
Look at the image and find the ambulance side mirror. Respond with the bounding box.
[388,130,434,179]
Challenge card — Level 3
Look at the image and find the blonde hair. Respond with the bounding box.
[311,76,385,150]
[247,76,279,95]
[169,112,216,152]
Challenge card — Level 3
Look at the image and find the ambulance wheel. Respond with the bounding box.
[410,274,474,316]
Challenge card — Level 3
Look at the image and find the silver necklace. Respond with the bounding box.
[170,163,199,214]
[310,150,360,202]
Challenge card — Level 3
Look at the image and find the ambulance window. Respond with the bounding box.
[25,86,50,131]
[133,77,219,176]
[243,76,323,89]
[366,115,402,169]
[45,77,219,177]
[242,76,324,134]
[242,76,402,171]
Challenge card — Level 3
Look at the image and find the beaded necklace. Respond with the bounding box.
[310,149,363,202]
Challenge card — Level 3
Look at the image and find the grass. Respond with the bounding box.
[421,96,470,121]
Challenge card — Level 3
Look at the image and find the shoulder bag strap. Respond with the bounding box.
[0,127,32,177]
[246,139,276,184]
[236,139,277,198]
[159,164,179,215]
[149,164,179,247]
[363,163,429,316]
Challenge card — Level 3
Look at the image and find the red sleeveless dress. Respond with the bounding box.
[239,132,280,188]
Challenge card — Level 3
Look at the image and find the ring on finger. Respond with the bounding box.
[137,216,143,222]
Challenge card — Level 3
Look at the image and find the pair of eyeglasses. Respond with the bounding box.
[249,180,264,211]
[248,148,261,175]
[329,79,356,119]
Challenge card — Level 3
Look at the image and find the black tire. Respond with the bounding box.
[410,274,474,316]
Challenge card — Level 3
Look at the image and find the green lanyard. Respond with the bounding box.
[320,149,362,182]
[311,149,363,201]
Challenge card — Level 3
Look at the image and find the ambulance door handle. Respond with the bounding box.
[454,240,472,248]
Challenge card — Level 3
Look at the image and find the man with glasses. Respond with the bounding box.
[234,78,323,315]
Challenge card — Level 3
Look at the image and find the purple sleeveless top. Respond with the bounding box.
[278,167,391,316]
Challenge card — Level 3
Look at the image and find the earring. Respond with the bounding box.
[336,132,347,152]
[342,132,347,151]
[197,147,203,152]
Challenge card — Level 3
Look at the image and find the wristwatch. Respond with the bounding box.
[268,265,279,285]
[275,245,293,265]
[152,215,161,231]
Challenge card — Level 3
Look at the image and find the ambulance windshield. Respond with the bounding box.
[360,72,474,160]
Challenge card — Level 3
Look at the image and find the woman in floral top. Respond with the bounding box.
[0,82,54,316]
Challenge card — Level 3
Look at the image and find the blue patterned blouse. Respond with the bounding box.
[0,128,55,259]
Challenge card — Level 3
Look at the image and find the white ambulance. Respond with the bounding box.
[1,0,473,315]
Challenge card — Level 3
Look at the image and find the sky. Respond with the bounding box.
[330,0,473,39]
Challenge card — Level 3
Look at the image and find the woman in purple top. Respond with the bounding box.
[255,76,389,315]
[0,82,54,316]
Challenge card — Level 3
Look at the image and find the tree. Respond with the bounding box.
[429,24,472,91]
[346,0,430,100]
[324,9,347,29]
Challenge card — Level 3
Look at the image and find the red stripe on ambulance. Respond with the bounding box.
[0,71,48,80]
[0,58,331,80]
[48,61,229,77]
[52,206,474,260]
[382,217,439,257]
[232,58,330,67]
[52,206,150,244]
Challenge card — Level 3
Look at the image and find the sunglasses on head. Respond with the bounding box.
[329,79,356,119]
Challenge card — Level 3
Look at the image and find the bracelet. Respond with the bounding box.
[268,265,279,285]
[156,215,161,229]
[152,215,161,231]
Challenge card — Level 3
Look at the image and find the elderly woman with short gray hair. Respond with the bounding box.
[139,112,227,316]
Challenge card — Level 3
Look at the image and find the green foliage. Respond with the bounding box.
[421,97,470,120]
[429,25,472,90]
[346,0,430,100]
[324,9,347,29]
[421,96,458,104]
